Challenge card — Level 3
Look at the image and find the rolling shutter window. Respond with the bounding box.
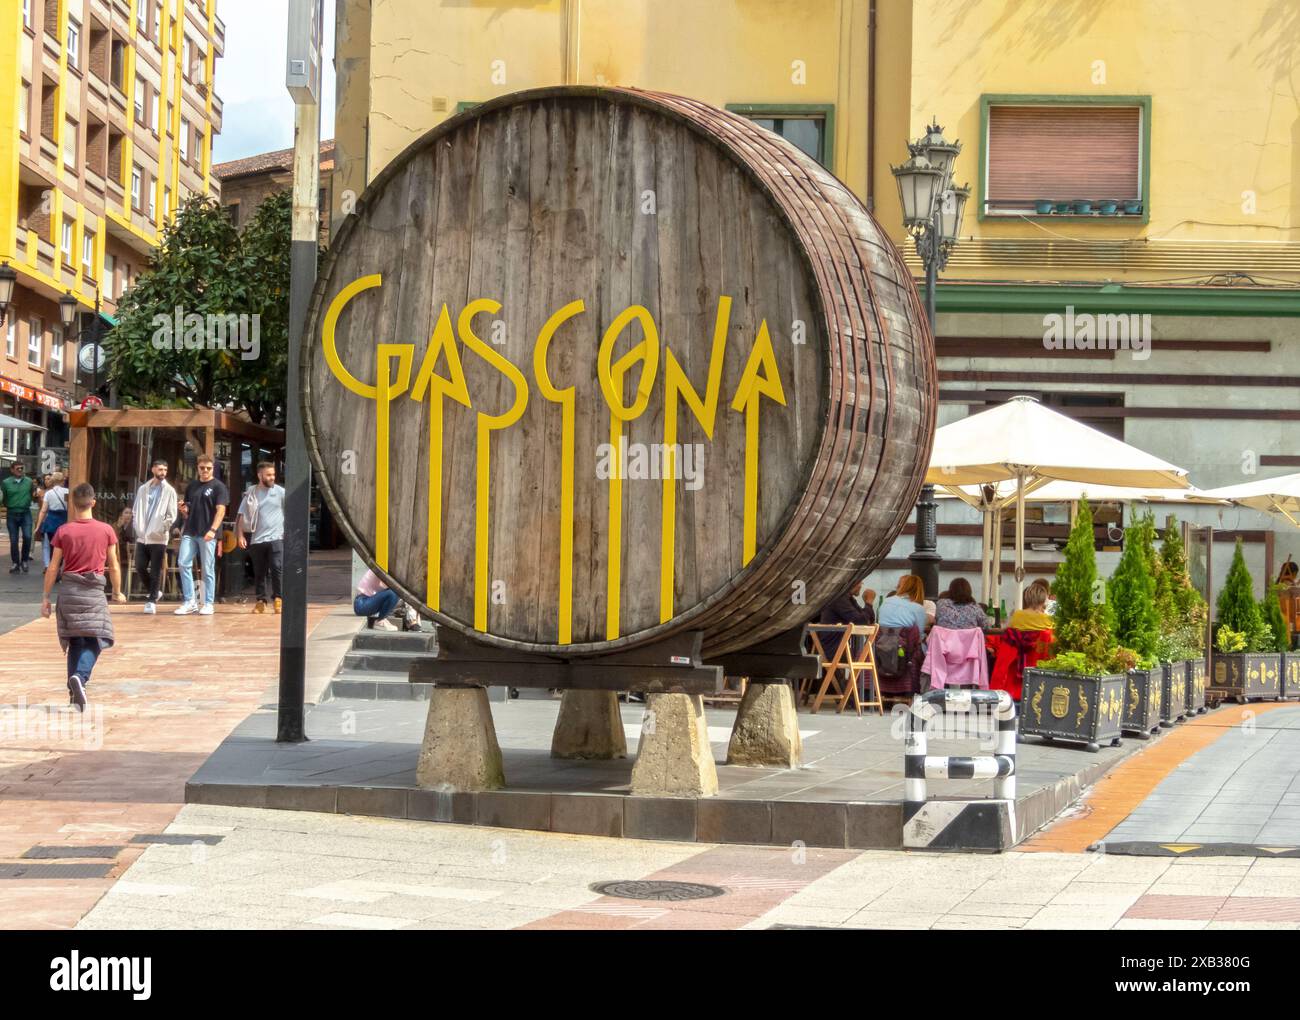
[987,105,1141,212]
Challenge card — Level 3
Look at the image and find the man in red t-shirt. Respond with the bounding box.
[41,483,126,711]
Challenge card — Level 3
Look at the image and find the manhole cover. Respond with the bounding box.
[590,880,725,902]
[22,845,123,859]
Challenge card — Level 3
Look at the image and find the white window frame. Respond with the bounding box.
[19,82,28,136]
[67,19,80,68]
[63,119,76,169]
[83,231,95,275]
[151,92,159,135]
[27,317,42,369]
[0,428,15,458]
[180,117,189,161]
[60,219,73,264]
[148,186,156,223]
[50,325,64,375]
[134,79,145,123]
[105,253,116,297]
[22,0,31,31]
[131,165,142,209]
[163,187,171,221]
[137,0,148,32]
[5,317,15,359]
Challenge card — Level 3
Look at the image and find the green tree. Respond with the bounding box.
[1153,516,1208,660]
[1216,539,1261,635]
[1110,510,1159,660]
[1050,499,1113,668]
[106,192,292,424]
[1261,586,1289,653]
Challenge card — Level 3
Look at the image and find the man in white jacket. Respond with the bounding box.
[129,460,178,614]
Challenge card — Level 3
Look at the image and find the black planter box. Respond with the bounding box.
[1210,652,1281,702]
[1122,668,1162,737]
[1021,669,1125,752]
[1281,651,1300,701]
[1184,658,1208,713]
[1160,660,1188,726]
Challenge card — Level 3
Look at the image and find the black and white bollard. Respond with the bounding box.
[903,689,1017,851]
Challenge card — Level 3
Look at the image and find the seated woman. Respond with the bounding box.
[874,575,928,698]
[354,568,400,631]
[933,577,991,632]
[925,577,992,690]
[878,575,928,633]
[990,579,1056,701]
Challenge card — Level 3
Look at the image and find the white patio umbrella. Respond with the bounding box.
[926,396,1190,608]
[1200,472,1300,529]
[0,413,46,431]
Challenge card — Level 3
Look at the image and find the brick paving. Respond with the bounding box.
[0,546,350,929]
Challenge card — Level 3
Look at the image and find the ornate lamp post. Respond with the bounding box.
[892,121,970,599]
[0,263,16,325]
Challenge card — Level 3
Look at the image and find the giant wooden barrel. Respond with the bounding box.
[303,86,935,658]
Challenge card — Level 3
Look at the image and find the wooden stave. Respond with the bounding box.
[301,86,934,658]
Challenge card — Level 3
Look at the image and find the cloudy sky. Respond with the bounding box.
[211,0,337,164]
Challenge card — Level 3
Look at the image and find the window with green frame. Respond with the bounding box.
[726,104,834,168]
[979,95,1151,222]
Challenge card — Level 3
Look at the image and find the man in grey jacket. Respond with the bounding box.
[129,460,178,615]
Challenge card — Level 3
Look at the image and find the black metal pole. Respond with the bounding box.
[277,100,319,745]
[908,225,942,599]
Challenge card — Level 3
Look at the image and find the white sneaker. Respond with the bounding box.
[174,601,199,615]
[199,604,215,616]
[372,618,398,631]
[143,602,156,615]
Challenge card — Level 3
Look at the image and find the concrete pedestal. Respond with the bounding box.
[726,680,802,767]
[630,693,718,798]
[551,690,628,760]
[416,686,505,791]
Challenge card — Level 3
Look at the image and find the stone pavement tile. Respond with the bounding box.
[846,909,941,929]
[1147,879,1245,898]
[1204,920,1300,930]
[1214,896,1300,922]
[946,900,1040,919]
[1113,918,1209,930]
[930,917,1025,930]
[959,880,1069,906]
[755,903,862,927]
[304,912,416,930]
[1050,881,1153,907]
[1021,905,1130,929]
[1124,894,1225,920]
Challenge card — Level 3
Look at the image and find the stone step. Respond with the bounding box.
[339,647,435,674]
[350,628,438,653]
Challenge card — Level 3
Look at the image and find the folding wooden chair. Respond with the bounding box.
[848,623,883,715]
[805,624,863,715]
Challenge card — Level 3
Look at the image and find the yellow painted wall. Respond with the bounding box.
[908,0,1300,282]
[344,0,909,236]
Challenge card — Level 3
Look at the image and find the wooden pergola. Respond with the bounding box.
[68,407,284,511]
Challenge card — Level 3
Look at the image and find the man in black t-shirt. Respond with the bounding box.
[175,455,229,616]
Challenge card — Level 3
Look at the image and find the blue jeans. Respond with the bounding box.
[7,509,32,565]
[67,636,102,686]
[178,534,217,605]
[354,590,398,622]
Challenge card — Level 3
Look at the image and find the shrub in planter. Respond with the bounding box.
[1023,501,1126,751]
[1212,543,1281,700]
[1148,515,1206,718]
[1109,512,1163,735]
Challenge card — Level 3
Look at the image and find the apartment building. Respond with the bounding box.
[213,139,334,246]
[0,0,225,468]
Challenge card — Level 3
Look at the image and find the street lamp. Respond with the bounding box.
[0,262,17,325]
[891,120,971,601]
[60,289,107,402]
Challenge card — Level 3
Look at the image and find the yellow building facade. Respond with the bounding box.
[0,0,225,455]
[331,0,1300,590]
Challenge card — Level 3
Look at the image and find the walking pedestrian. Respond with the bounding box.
[354,568,399,630]
[175,455,229,617]
[40,483,126,711]
[33,471,69,569]
[3,460,35,573]
[130,460,178,614]
[237,461,285,614]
